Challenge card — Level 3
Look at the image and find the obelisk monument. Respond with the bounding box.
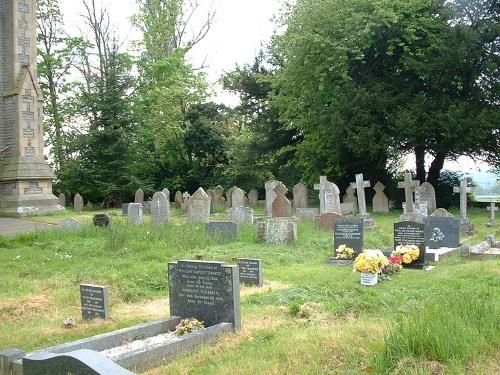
[0,0,62,215]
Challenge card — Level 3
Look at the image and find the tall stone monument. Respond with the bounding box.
[350,173,374,228]
[453,178,475,235]
[0,0,62,215]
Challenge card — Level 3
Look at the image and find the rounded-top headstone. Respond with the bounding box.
[134,189,144,204]
[231,187,245,208]
[74,193,84,212]
[152,191,169,224]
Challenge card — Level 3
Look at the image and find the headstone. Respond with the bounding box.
[293,183,308,209]
[398,173,421,222]
[342,186,358,213]
[324,181,342,214]
[372,181,389,213]
[264,180,278,215]
[334,218,364,254]
[86,202,93,208]
[256,218,297,245]
[226,187,234,207]
[93,214,112,227]
[340,202,355,215]
[271,182,292,217]
[417,182,437,214]
[315,212,343,231]
[228,206,254,224]
[296,207,319,222]
[350,173,375,228]
[142,201,151,215]
[248,189,258,208]
[487,202,498,226]
[187,188,210,223]
[425,217,460,249]
[128,203,144,226]
[58,193,66,207]
[430,208,453,217]
[122,203,129,215]
[174,191,183,209]
[162,188,170,202]
[168,260,241,330]
[206,189,215,214]
[237,258,263,287]
[74,193,84,212]
[231,187,245,208]
[181,192,190,212]
[453,178,475,234]
[60,218,83,230]
[213,185,226,206]
[80,284,110,320]
[134,189,144,204]
[394,221,427,269]
[402,201,428,217]
[206,222,239,242]
[151,191,169,224]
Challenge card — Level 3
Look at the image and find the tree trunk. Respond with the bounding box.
[427,152,446,187]
[415,147,426,183]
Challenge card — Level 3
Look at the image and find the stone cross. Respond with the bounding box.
[350,174,370,215]
[314,176,328,213]
[398,173,420,214]
[453,178,474,221]
[487,203,498,225]
[265,181,278,215]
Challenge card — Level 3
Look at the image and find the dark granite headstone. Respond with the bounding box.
[168,260,241,330]
[394,221,427,269]
[237,258,263,287]
[334,218,363,254]
[122,203,129,215]
[80,284,110,320]
[425,216,460,249]
[93,214,112,227]
[206,222,239,242]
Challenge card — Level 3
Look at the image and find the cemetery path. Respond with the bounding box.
[0,218,55,237]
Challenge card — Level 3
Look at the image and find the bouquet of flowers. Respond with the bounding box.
[353,249,389,274]
[174,318,205,336]
[334,244,356,260]
[392,243,420,264]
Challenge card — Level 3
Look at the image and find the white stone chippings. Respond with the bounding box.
[100,332,180,359]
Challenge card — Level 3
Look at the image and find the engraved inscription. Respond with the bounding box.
[24,182,43,195]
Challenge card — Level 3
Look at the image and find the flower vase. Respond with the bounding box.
[360,272,378,286]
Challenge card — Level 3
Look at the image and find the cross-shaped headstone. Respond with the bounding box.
[314,176,328,213]
[398,173,420,214]
[487,202,498,224]
[350,174,370,215]
[453,179,474,221]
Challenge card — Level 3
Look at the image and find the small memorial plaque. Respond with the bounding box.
[237,258,263,287]
[394,221,427,269]
[334,218,363,254]
[80,284,110,320]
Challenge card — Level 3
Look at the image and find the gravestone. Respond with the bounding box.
[453,178,475,234]
[271,182,292,217]
[58,193,66,207]
[398,173,422,222]
[151,191,169,224]
[394,221,427,269]
[134,189,144,204]
[248,189,258,208]
[206,189,215,214]
[296,207,319,222]
[237,258,263,287]
[122,203,129,215]
[168,260,241,330]
[334,218,364,254]
[187,188,210,223]
[74,193,84,213]
[86,202,93,208]
[265,180,278,215]
[340,202,355,215]
[343,186,358,213]
[174,191,183,209]
[417,182,437,214]
[231,187,245,208]
[431,208,453,217]
[425,217,460,249]
[228,206,254,224]
[256,218,297,245]
[315,212,343,231]
[80,284,110,320]
[372,181,389,213]
[350,173,375,228]
[487,203,498,226]
[293,183,308,209]
[181,192,190,212]
[142,201,151,215]
[93,214,112,227]
[324,181,342,214]
[206,222,239,242]
[162,188,170,202]
[60,218,83,230]
[128,203,144,226]
[213,185,226,206]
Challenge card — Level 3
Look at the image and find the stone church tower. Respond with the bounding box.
[0,0,62,215]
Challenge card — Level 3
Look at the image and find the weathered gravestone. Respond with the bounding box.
[231,187,245,208]
[398,173,424,222]
[74,193,84,213]
[264,180,278,215]
[60,218,83,230]
[343,186,358,213]
[334,218,364,254]
[293,183,308,209]
[174,191,183,209]
[296,207,319,222]
[93,214,112,227]
[128,203,144,226]
[271,182,292,217]
[162,188,170,202]
[425,216,460,249]
[181,192,190,212]
[122,203,129,215]
[237,258,263,287]
[340,202,355,215]
[58,193,66,207]
[248,189,258,208]
[206,189,216,214]
[453,178,475,235]
[213,185,226,206]
[394,221,427,269]
[228,206,254,224]
[134,189,144,204]
[151,191,169,224]
[187,188,210,223]
[256,218,297,245]
[314,176,341,214]
[417,182,437,214]
[372,181,389,213]
[350,173,375,228]
[487,202,498,226]
[315,212,343,231]
[206,222,239,242]
[431,208,453,217]
[80,284,110,320]
[87,202,93,208]
[168,260,241,330]
[142,201,152,215]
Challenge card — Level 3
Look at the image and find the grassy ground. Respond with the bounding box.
[0,206,498,374]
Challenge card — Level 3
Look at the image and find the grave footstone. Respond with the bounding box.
[394,221,427,269]
[187,188,210,223]
[93,214,112,227]
[315,212,343,231]
[151,191,169,224]
[168,260,241,330]
[80,284,110,320]
[265,181,278,215]
[174,191,183,209]
[293,183,308,209]
[398,173,422,222]
[228,206,254,224]
[350,173,375,228]
[248,189,258,208]
[271,182,292,217]
[343,186,358,213]
[296,207,319,222]
[206,222,239,242]
[231,187,245,208]
[237,258,263,287]
[417,182,437,214]
[128,203,144,226]
[74,193,84,213]
[334,218,364,254]
[58,193,66,207]
[256,218,297,245]
[453,179,475,234]
[134,189,144,204]
[425,216,460,249]
[372,181,389,213]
